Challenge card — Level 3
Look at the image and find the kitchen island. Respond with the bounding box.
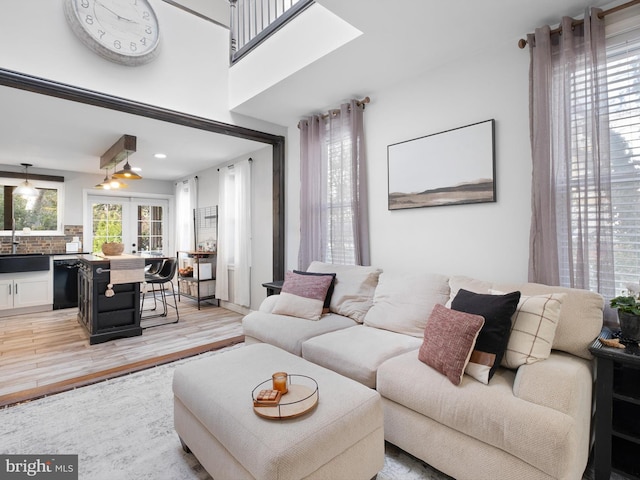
[77,254,142,345]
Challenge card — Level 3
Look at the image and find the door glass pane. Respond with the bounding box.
[92,203,123,253]
[137,204,164,254]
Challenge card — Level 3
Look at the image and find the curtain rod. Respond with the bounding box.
[517,0,640,48]
[297,96,371,129]
[217,157,252,172]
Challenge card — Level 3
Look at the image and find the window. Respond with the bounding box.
[608,22,640,294]
[298,100,369,270]
[556,17,640,297]
[325,129,356,264]
[0,179,64,235]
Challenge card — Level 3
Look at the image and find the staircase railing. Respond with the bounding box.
[229,0,314,64]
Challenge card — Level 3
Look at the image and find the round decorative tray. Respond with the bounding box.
[252,374,319,419]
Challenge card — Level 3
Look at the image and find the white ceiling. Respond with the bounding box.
[0,0,617,181]
[0,84,265,181]
[233,0,617,125]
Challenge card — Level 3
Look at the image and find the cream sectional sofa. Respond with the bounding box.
[242,262,604,480]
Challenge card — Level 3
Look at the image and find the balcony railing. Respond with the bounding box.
[229,0,314,63]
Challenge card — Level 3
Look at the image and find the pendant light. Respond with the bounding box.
[112,151,142,180]
[13,163,40,197]
[109,174,127,189]
[95,169,112,189]
[95,168,127,189]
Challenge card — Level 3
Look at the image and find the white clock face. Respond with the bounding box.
[64,0,160,66]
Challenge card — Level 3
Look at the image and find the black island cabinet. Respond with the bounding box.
[77,254,142,345]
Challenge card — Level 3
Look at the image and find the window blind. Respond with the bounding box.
[607,15,640,294]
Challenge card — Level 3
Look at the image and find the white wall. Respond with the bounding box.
[0,0,282,136]
[286,39,532,284]
[181,144,273,311]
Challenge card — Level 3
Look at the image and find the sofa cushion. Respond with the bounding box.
[242,308,357,356]
[418,304,485,386]
[307,261,382,323]
[446,275,492,307]
[499,292,565,369]
[272,271,334,320]
[293,270,336,312]
[377,350,578,477]
[363,272,450,337]
[451,289,521,384]
[301,325,422,388]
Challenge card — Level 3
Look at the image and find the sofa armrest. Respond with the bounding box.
[259,294,280,313]
[512,352,593,415]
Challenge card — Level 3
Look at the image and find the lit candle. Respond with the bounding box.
[272,372,288,394]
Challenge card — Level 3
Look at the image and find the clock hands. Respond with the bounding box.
[94,0,137,24]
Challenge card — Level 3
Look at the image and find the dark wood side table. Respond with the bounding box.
[589,328,640,480]
[262,280,284,296]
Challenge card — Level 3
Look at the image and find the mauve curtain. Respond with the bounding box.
[298,99,370,270]
[528,8,615,296]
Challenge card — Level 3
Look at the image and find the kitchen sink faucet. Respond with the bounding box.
[11,217,18,254]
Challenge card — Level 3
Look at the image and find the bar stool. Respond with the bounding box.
[140,257,179,328]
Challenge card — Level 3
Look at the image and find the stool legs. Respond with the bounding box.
[140,279,180,328]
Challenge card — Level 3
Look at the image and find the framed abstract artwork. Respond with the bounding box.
[387,119,496,210]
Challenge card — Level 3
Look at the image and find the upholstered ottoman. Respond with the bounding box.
[172,343,384,480]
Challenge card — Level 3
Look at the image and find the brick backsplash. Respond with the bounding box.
[1,225,83,255]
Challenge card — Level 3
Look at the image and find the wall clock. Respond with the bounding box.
[64,0,160,66]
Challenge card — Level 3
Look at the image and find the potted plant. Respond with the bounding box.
[610,283,640,342]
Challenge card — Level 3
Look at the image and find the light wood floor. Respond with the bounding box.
[0,298,244,407]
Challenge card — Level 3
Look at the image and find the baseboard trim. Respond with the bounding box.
[0,335,245,408]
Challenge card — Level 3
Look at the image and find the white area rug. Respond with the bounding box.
[0,344,451,480]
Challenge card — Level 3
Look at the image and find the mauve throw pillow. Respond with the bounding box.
[451,289,521,384]
[272,271,334,320]
[293,270,336,313]
[418,304,485,386]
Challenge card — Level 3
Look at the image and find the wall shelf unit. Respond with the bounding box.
[590,329,640,480]
[177,251,217,310]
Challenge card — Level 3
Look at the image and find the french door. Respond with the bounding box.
[88,195,169,255]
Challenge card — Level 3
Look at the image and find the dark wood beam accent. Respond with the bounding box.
[100,134,137,169]
[0,67,285,281]
[0,171,65,182]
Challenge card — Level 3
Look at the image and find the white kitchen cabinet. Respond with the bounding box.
[0,271,53,312]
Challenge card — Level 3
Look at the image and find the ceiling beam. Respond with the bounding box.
[100,134,136,169]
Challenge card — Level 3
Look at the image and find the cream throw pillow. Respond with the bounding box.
[495,291,565,369]
[364,272,450,337]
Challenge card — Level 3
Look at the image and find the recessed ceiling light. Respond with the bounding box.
[154,153,167,159]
